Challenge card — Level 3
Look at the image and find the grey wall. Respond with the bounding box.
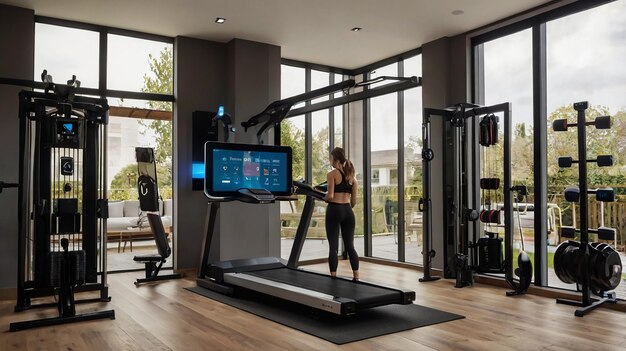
[174,37,282,268]
[227,38,281,145]
[0,5,34,290]
[215,39,282,261]
[173,36,227,269]
[421,34,470,270]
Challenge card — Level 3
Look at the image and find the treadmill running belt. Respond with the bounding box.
[246,268,403,307]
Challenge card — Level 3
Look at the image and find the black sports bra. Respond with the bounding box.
[334,169,353,193]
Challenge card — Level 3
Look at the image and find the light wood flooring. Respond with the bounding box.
[1,261,626,351]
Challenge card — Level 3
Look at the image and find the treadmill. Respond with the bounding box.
[197,142,415,316]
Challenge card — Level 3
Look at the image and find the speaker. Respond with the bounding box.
[192,111,219,191]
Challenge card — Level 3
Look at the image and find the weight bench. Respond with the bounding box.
[134,213,182,286]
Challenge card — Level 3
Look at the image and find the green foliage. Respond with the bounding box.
[143,47,173,104]
[405,135,423,187]
[139,47,173,167]
[312,126,330,185]
[488,104,626,190]
[109,163,173,200]
[280,120,305,180]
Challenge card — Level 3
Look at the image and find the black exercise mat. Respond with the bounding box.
[186,286,464,344]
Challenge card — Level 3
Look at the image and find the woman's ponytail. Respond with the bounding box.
[343,160,355,183]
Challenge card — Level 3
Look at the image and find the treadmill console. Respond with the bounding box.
[204,141,293,199]
[236,188,275,204]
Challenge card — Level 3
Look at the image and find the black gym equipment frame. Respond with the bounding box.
[241,76,421,144]
[554,102,619,317]
[420,103,520,292]
[15,88,112,312]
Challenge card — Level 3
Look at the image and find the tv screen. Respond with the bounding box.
[204,142,292,196]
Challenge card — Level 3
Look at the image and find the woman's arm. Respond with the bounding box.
[350,179,358,208]
[323,171,335,202]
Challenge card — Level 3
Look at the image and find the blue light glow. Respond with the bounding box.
[192,163,205,179]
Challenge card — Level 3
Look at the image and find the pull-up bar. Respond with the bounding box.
[242,76,422,143]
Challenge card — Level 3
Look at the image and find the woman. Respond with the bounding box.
[323,147,359,281]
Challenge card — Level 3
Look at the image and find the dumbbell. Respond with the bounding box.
[560,226,616,241]
[564,187,580,202]
[558,155,613,168]
[589,188,615,202]
[589,227,617,241]
[552,115,611,131]
[560,226,577,239]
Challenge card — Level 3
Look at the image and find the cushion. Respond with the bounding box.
[163,199,173,217]
[108,201,124,218]
[107,217,137,231]
[124,200,141,218]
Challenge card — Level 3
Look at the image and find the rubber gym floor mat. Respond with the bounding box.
[185,286,464,345]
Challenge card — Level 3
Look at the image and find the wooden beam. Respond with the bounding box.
[109,106,172,121]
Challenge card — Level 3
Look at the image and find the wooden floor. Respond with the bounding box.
[1,261,626,351]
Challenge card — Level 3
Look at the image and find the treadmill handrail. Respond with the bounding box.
[293,180,326,201]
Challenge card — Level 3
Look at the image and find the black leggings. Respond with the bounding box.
[325,203,359,272]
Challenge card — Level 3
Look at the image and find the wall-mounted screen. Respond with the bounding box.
[204,142,292,196]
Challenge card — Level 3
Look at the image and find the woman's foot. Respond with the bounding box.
[330,271,337,277]
[352,271,359,281]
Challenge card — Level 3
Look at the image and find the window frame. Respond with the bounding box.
[35,16,175,105]
[471,0,616,287]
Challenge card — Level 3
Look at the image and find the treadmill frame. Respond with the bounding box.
[197,185,415,316]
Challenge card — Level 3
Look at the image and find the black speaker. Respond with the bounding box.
[192,111,219,191]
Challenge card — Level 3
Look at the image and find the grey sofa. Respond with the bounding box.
[107,199,172,232]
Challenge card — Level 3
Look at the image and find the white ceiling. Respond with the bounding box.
[3,0,553,69]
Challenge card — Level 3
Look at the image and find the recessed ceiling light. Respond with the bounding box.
[215,17,226,24]
[351,27,362,32]
[451,10,464,15]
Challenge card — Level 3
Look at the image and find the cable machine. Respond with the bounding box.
[420,102,531,295]
[9,73,113,329]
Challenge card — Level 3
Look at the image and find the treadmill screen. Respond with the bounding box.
[205,142,292,196]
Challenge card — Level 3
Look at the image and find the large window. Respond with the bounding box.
[474,0,626,297]
[279,64,352,262]
[403,54,423,264]
[546,0,626,297]
[279,53,422,264]
[35,19,174,273]
[365,55,423,263]
[369,63,400,261]
[482,29,534,279]
[35,23,99,88]
[107,34,173,94]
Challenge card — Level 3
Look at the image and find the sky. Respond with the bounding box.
[484,0,626,129]
[34,23,171,108]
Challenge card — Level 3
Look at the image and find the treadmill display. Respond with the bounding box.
[205,142,292,196]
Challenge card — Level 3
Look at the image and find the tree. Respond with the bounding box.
[405,135,423,187]
[140,47,173,166]
[312,126,330,185]
[546,104,616,187]
[280,120,305,180]
[511,122,533,185]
